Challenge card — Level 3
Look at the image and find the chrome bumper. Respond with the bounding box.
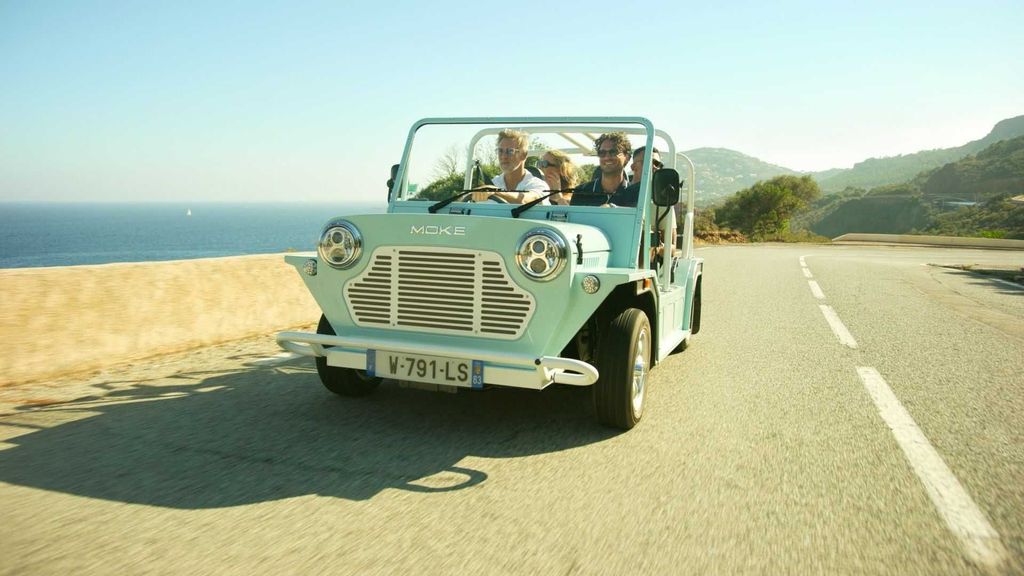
[276,331,598,390]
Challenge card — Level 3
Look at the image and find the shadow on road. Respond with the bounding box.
[0,359,614,508]
[939,266,1024,294]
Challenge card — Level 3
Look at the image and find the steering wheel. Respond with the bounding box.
[468,186,506,203]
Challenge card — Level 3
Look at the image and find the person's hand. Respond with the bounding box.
[470,185,498,202]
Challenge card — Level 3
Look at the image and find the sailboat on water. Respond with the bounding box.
[186,208,192,217]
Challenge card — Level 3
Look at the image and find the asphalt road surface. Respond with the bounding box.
[1,244,1022,575]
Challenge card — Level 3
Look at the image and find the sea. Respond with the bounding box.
[0,202,386,269]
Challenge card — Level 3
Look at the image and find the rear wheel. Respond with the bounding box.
[315,315,381,396]
[593,308,651,430]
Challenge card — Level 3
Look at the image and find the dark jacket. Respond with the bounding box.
[569,173,636,207]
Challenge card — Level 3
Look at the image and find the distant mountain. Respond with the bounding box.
[679,147,797,206]
[673,115,1024,208]
[813,115,1024,192]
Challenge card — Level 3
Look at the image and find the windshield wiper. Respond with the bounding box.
[428,190,475,213]
[511,188,575,218]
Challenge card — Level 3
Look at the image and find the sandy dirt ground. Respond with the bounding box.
[0,254,320,387]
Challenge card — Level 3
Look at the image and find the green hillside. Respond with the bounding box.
[918,135,1024,202]
[804,190,932,238]
[813,115,1024,192]
[799,135,1024,239]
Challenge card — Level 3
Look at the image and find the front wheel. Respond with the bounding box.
[593,308,651,429]
[315,315,381,396]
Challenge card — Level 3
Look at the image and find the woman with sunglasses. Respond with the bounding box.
[537,150,579,206]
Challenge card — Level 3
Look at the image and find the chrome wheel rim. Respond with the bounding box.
[631,327,649,418]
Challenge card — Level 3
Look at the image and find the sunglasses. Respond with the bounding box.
[537,159,561,169]
[597,148,622,158]
[495,147,521,156]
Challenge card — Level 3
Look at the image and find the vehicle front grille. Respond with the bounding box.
[344,247,535,339]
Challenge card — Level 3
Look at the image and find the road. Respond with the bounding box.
[1,244,1022,575]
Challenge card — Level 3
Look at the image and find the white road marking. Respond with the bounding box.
[251,352,300,366]
[802,268,813,278]
[808,280,826,300]
[818,305,858,348]
[856,367,1008,569]
[799,256,807,267]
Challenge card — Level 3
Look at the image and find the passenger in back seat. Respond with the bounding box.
[538,149,579,205]
[628,146,677,268]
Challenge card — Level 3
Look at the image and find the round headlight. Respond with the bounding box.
[516,228,567,281]
[318,221,362,269]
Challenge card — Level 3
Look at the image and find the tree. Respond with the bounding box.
[433,144,463,180]
[415,159,501,202]
[715,175,821,240]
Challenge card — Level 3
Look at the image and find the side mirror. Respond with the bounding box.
[387,164,400,200]
[652,168,680,206]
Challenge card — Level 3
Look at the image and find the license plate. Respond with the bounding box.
[368,350,482,388]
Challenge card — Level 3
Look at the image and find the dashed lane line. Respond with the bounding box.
[808,280,826,300]
[857,367,1008,570]
[819,304,858,348]
[805,258,1007,568]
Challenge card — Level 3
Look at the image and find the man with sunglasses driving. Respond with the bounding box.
[481,128,548,204]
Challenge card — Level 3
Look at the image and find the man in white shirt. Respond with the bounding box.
[481,129,548,204]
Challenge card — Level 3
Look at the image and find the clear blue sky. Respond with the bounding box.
[2,0,1022,202]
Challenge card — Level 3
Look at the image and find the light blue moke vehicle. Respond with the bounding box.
[277,117,702,429]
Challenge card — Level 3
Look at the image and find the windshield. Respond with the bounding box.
[392,118,673,211]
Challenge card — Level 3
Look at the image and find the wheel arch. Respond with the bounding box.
[595,280,658,356]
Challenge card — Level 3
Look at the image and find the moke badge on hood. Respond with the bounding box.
[410,225,466,236]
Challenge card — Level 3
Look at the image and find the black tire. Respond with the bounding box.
[593,308,651,429]
[315,315,381,396]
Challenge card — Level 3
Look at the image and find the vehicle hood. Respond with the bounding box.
[331,213,610,256]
